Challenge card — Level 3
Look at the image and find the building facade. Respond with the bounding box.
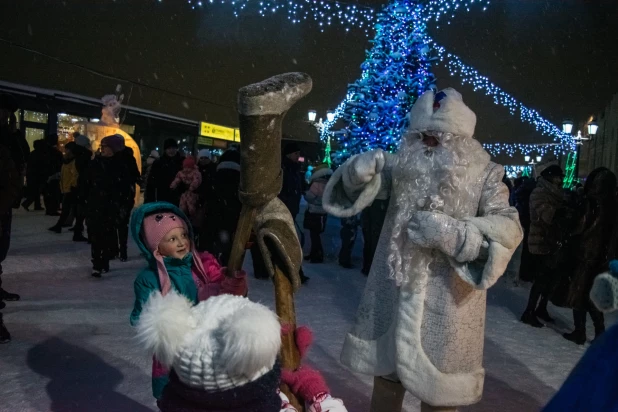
[580,92,618,178]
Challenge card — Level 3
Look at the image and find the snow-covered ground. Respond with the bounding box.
[0,207,614,411]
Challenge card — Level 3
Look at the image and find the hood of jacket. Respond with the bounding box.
[309,167,333,183]
[130,201,195,267]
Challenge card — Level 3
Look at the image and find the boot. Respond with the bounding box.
[0,288,20,301]
[591,310,605,343]
[73,234,89,242]
[534,307,555,323]
[563,310,587,345]
[119,249,128,262]
[521,311,544,328]
[370,377,405,412]
[0,314,10,344]
[48,225,61,234]
[0,300,5,310]
[563,330,586,345]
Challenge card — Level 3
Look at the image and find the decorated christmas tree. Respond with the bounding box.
[334,0,436,162]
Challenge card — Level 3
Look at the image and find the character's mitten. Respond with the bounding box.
[345,149,385,188]
[220,269,248,297]
[407,211,483,263]
[591,260,618,312]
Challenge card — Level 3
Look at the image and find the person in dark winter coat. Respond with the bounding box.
[278,142,309,283]
[86,135,131,277]
[361,197,390,276]
[279,142,303,219]
[71,134,93,242]
[209,149,268,279]
[521,165,571,328]
[562,167,618,345]
[210,149,242,265]
[113,140,141,261]
[21,139,48,211]
[339,215,360,269]
[303,163,332,263]
[0,104,29,210]
[512,176,536,282]
[145,138,184,206]
[195,149,217,251]
[0,141,22,343]
[43,134,63,216]
[0,94,24,311]
[48,142,79,233]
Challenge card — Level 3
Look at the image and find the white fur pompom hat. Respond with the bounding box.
[408,88,477,139]
[136,291,281,391]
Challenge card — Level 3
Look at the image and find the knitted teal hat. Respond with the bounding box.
[591,260,618,312]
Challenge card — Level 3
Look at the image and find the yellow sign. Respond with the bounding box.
[198,136,214,146]
[200,122,235,141]
[234,129,241,142]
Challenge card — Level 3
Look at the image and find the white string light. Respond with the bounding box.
[163,0,570,157]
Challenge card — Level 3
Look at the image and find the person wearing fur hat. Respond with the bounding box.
[303,163,333,263]
[323,88,522,411]
[136,291,347,412]
[129,201,248,401]
[170,157,202,221]
[145,138,185,206]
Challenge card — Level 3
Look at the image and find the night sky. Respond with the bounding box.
[1,0,617,164]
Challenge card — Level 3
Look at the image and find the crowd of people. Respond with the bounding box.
[509,164,618,345]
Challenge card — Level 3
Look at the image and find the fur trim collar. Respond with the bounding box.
[217,161,240,172]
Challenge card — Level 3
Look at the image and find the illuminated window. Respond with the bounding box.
[25,127,45,150]
[23,110,48,124]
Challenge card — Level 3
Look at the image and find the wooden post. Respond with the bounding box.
[274,264,303,410]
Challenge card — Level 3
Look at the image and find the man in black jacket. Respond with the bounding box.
[0,94,24,327]
[71,133,93,242]
[112,139,140,261]
[278,142,309,284]
[145,138,184,206]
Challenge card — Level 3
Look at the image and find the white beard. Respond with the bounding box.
[387,131,478,288]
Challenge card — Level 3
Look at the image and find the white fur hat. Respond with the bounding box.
[408,88,476,139]
[198,148,212,160]
[136,291,281,391]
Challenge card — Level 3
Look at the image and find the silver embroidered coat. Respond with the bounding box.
[323,149,522,407]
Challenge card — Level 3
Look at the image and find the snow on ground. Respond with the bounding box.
[0,207,615,411]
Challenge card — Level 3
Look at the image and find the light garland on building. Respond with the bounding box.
[157,0,572,158]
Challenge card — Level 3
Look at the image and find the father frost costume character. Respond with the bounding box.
[323,88,522,411]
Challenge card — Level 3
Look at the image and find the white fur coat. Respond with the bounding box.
[323,149,522,407]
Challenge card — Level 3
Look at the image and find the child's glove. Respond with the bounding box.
[220,268,248,297]
[280,326,348,411]
[281,366,329,402]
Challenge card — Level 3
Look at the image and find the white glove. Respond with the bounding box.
[407,211,483,263]
[346,149,385,187]
[307,393,348,412]
[279,390,298,412]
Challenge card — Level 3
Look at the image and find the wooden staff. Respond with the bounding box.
[227,72,313,411]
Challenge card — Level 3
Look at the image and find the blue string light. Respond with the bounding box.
[165,0,571,158]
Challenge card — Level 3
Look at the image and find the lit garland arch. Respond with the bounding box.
[174,0,575,159]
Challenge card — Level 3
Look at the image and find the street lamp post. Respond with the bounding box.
[307,109,335,167]
[562,118,597,183]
